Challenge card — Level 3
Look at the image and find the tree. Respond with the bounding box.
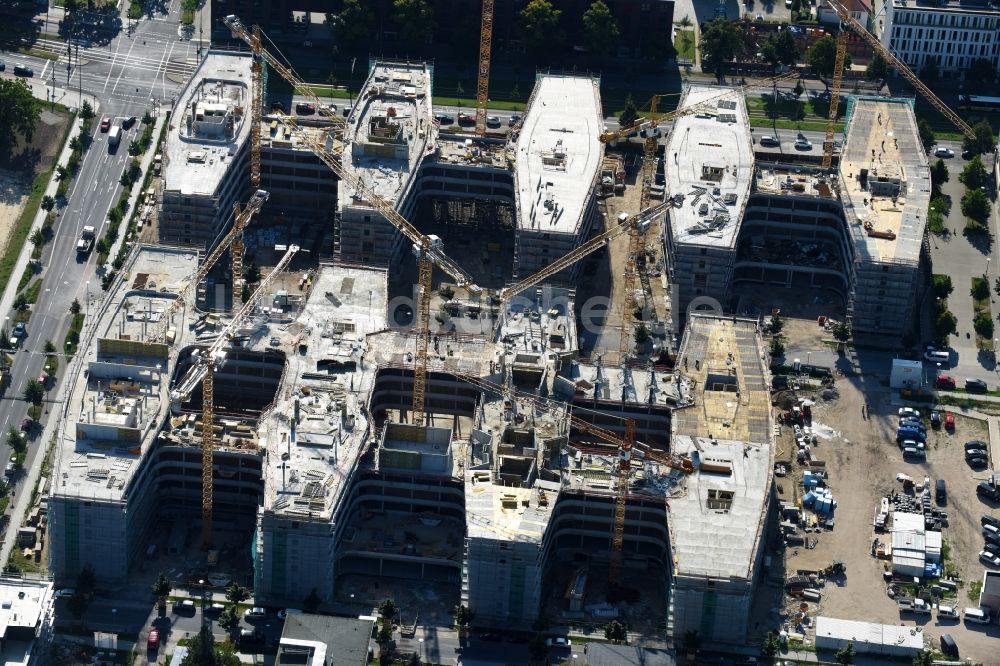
[30,229,45,249]
[930,159,949,187]
[70,298,81,315]
[67,592,89,622]
[326,0,375,48]
[761,632,780,656]
[181,626,240,666]
[966,58,997,87]
[23,379,44,405]
[770,336,785,357]
[761,29,799,72]
[768,313,784,334]
[964,119,997,155]
[634,323,650,344]
[406,653,422,666]
[0,79,41,159]
[975,311,994,338]
[520,0,562,55]
[619,96,639,131]
[218,605,240,632]
[80,100,94,121]
[973,278,991,300]
[832,321,852,343]
[582,1,619,55]
[604,619,628,644]
[454,604,473,629]
[77,565,97,598]
[393,0,434,49]
[934,307,958,341]
[919,57,939,82]
[866,50,889,82]
[835,641,856,665]
[43,339,56,354]
[152,572,171,600]
[807,36,852,78]
[244,262,261,286]
[917,118,935,151]
[6,426,23,453]
[40,195,55,212]
[303,588,320,613]
[699,19,744,80]
[960,155,988,190]
[961,189,991,224]
[931,274,952,300]
[912,650,934,666]
[225,582,249,605]
[377,598,397,646]
[682,630,702,655]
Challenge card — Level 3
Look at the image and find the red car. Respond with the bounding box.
[457,113,475,126]
[945,412,955,430]
[100,116,111,132]
[935,375,956,390]
[295,102,316,115]
[147,629,159,652]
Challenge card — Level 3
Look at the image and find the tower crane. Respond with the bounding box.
[458,373,692,585]
[819,0,976,165]
[475,0,495,137]
[152,189,270,344]
[170,243,300,549]
[224,16,478,427]
[233,25,265,309]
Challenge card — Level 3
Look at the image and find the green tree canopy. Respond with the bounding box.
[303,588,321,612]
[225,582,249,605]
[326,0,375,48]
[582,1,619,56]
[181,627,240,666]
[835,641,857,665]
[806,36,852,77]
[604,618,628,643]
[23,379,44,405]
[934,307,957,340]
[619,96,639,130]
[699,19,744,80]
[454,604,473,627]
[866,50,889,81]
[930,159,949,187]
[917,117,935,150]
[520,0,563,55]
[393,0,434,49]
[960,155,988,190]
[218,605,240,632]
[0,79,40,160]
[961,189,991,224]
[832,321,852,342]
[964,119,998,155]
[931,274,953,299]
[761,29,799,72]
[152,573,171,599]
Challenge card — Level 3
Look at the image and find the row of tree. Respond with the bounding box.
[328,0,626,57]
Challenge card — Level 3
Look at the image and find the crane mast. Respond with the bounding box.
[475,0,494,136]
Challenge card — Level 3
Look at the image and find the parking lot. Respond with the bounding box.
[767,318,1000,663]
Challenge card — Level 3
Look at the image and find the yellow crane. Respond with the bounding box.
[152,189,270,344]
[170,244,300,549]
[224,16,478,427]
[233,25,265,309]
[475,0,494,137]
[824,0,975,141]
[821,33,848,169]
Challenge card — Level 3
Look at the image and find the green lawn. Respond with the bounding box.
[674,30,696,62]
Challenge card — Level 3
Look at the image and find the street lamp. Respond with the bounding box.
[418,638,424,661]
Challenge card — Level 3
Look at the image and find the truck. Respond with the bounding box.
[76,226,96,254]
[108,125,121,150]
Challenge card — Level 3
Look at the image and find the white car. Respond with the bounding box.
[545,637,571,647]
[794,139,813,150]
[244,607,267,618]
[937,604,960,618]
[934,146,954,158]
[486,115,501,128]
[979,551,1000,567]
[898,407,920,418]
[54,588,76,598]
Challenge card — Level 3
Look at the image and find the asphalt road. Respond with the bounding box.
[0,4,191,507]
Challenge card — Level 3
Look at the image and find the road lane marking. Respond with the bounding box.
[102,42,121,93]
[111,37,141,96]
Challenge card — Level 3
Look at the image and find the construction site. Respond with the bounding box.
[42,0,987,651]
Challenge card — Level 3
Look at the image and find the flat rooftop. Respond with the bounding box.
[667,314,773,581]
[465,471,558,544]
[815,617,923,653]
[52,246,201,501]
[665,86,754,249]
[252,266,388,521]
[672,315,772,444]
[514,74,603,235]
[340,61,434,205]
[839,96,929,265]
[754,165,836,199]
[890,0,1000,11]
[163,51,253,198]
[436,135,508,170]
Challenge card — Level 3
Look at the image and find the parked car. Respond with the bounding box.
[982,515,1000,529]
[968,455,989,468]
[966,440,988,451]
[174,599,196,613]
[966,448,988,460]
[985,542,1000,556]
[13,64,33,77]
[899,418,925,432]
[934,146,955,158]
[899,407,921,418]
[54,588,76,598]
[147,629,160,652]
[244,607,267,618]
[945,412,955,430]
[966,378,988,393]
[935,375,956,389]
[930,411,941,428]
[545,637,571,647]
[979,551,1000,567]
[434,113,455,124]
[938,605,959,619]
[940,633,959,657]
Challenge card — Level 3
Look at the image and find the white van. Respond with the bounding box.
[937,604,959,619]
[924,350,950,364]
[963,606,990,624]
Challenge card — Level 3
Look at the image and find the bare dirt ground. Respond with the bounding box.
[762,316,1000,662]
[0,108,72,255]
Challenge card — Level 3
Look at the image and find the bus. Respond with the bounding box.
[959,95,1000,110]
